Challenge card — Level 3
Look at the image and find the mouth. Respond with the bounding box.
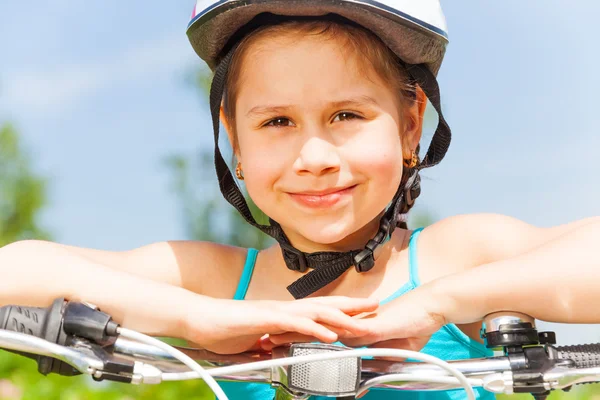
[287,185,357,208]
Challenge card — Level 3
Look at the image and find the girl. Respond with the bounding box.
[1,1,599,400]
[188,1,600,398]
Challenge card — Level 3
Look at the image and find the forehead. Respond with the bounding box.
[236,33,388,110]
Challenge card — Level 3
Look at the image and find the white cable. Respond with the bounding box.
[356,373,483,396]
[162,348,476,399]
[117,328,228,400]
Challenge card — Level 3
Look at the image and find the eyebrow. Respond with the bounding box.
[245,95,380,118]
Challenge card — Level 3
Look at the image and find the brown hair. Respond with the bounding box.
[222,17,417,152]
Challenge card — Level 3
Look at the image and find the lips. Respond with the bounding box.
[288,185,357,208]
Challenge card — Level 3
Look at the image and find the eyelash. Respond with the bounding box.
[262,112,362,128]
[264,117,293,128]
[333,112,361,122]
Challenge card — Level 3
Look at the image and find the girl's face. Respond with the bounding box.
[227,33,423,252]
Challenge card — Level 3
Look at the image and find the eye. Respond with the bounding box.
[332,112,361,122]
[264,117,294,128]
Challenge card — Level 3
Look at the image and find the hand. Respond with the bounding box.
[340,287,446,350]
[182,296,378,354]
[266,282,454,352]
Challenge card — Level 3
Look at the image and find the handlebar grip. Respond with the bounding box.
[0,304,51,337]
[0,302,55,365]
[0,298,77,375]
[557,344,600,368]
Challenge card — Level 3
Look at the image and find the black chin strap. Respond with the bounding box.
[209,42,450,299]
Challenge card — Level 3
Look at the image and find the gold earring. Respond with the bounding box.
[403,151,418,168]
[235,162,244,180]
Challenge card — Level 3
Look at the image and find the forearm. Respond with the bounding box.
[436,221,600,324]
[45,240,186,287]
[0,240,194,337]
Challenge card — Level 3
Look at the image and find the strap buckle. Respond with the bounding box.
[279,241,309,273]
[353,217,393,273]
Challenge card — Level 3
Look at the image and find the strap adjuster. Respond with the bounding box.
[354,248,375,272]
[279,242,308,272]
[353,216,394,273]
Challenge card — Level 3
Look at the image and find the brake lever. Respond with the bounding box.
[0,329,104,375]
[70,337,135,383]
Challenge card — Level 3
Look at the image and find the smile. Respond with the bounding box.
[287,185,357,208]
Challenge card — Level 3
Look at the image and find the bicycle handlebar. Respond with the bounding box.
[1,299,600,400]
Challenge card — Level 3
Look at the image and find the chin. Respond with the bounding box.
[294,218,364,246]
[303,231,350,246]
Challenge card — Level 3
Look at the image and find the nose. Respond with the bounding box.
[293,136,341,177]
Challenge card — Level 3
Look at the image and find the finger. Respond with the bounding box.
[268,332,319,345]
[246,338,266,352]
[268,323,351,345]
[260,337,277,351]
[340,335,379,348]
[303,296,379,315]
[340,318,429,348]
[246,307,348,340]
[276,315,338,343]
[306,306,373,335]
[339,324,384,347]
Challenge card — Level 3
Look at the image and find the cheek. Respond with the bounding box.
[346,118,404,186]
[237,137,286,210]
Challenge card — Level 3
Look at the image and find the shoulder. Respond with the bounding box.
[419,213,597,273]
[418,213,542,273]
[128,240,252,299]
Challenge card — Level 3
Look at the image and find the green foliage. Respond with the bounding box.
[0,124,51,246]
[0,350,213,400]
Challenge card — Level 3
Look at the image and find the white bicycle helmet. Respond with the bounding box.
[186,0,452,299]
[187,0,448,74]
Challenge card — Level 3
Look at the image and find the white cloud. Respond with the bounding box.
[0,33,198,116]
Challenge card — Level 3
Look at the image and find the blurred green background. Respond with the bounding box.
[1,1,599,399]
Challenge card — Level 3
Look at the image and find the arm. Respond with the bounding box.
[0,239,247,298]
[0,240,193,337]
[437,218,600,324]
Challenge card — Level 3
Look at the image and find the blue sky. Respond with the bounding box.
[1,1,598,343]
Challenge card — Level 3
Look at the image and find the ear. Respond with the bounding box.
[402,85,427,158]
[220,106,241,162]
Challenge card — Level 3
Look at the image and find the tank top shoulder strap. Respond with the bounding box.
[408,227,424,288]
[233,248,259,300]
[379,227,425,305]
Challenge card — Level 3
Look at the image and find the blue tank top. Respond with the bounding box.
[220,229,495,399]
